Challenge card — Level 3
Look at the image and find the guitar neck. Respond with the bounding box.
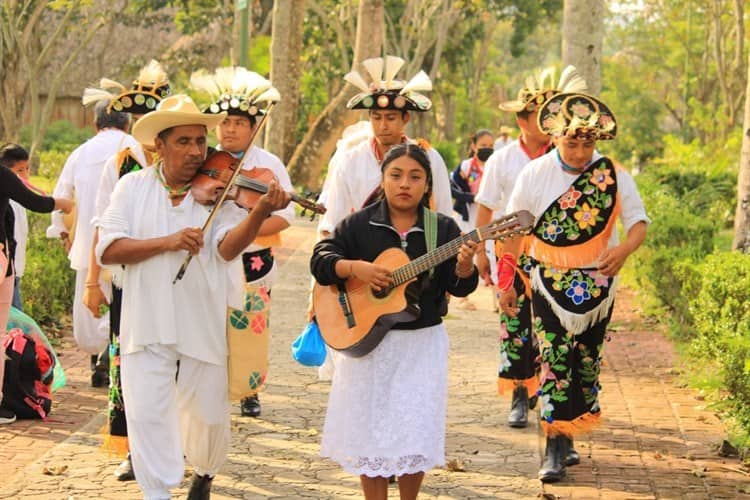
[391,230,481,286]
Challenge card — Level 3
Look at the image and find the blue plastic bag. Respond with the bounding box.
[291,320,327,367]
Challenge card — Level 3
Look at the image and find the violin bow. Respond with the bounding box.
[173,100,276,284]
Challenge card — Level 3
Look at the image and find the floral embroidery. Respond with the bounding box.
[571,102,592,118]
[565,279,591,305]
[250,256,264,271]
[534,158,617,242]
[573,202,600,230]
[541,219,564,242]
[589,166,614,192]
[543,267,611,307]
[559,187,582,209]
[498,295,531,373]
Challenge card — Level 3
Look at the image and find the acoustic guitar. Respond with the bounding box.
[312,210,535,358]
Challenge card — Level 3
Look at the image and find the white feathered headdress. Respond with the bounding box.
[344,55,433,112]
[499,65,587,113]
[190,66,280,119]
[82,60,170,115]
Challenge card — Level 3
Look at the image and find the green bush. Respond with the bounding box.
[21,212,74,325]
[686,252,750,432]
[432,140,459,173]
[20,120,92,154]
[37,150,70,181]
[629,190,717,327]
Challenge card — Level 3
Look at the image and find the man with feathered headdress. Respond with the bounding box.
[474,66,588,432]
[81,59,171,482]
[499,91,648,482]
[46,76,138,390]
[190,66,294,419]
[317,55,453,237]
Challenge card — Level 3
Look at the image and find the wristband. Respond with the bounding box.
[497,253,517,293]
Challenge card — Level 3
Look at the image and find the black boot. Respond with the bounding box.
[240,395,261,418]
[538,437,566,483]
[528,394,539,410]
[114,453,136,481]
[559,436,580,466]
[91,349,109,388]
[507,385,528,428]
[187,473,213,500]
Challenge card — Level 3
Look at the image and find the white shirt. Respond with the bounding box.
[94,143,150,227]
[10,201,28,277]
[475,139,533,216]
[47,129,139,270]
[318,121,372,207]
[95,167,246,366]
[494,137,512,151]
[317,138,453,234]
[507,151,650,267]
[236,145,295,250]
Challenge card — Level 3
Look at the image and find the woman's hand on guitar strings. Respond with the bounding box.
[350,260,392,292]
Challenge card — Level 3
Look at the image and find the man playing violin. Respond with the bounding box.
[191,66,295,419]
[82,60,171,482]
[95,94,291,500]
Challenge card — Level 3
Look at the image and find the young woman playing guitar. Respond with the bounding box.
[311,144,479,500]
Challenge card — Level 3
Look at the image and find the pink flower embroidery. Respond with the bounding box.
[250,256,264,271]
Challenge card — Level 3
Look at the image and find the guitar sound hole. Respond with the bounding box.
[372,287,391,299]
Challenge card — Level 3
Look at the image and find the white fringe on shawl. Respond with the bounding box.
[531,266,618,335]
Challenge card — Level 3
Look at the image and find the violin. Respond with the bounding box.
[191,150,325,215]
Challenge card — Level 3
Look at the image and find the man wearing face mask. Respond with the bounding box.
[474,66,587,429]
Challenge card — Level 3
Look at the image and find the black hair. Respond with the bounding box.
[468,128,494,155]
[380,143,433,207]
[369,109,409,119]
[0,143,29,169]
[94,100,131,131]
[157,127,174,143]
[516,108,532,120]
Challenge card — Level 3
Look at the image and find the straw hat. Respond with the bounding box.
[537,92,617,140]
[131,94,226,147]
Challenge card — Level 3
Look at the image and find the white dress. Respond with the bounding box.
[320,324,449,477]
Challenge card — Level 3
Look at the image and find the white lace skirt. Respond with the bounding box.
[320,324,449,477]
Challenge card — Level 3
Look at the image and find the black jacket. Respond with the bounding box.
[311,199,478,330]
[450,163,474,222]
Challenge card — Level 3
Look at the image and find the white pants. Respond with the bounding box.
[121,345,231,500]
[72,270,109,354]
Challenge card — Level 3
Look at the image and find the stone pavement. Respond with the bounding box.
[1,217,748,499]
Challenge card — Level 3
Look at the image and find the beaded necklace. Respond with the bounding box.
[154,162,191,199]
[556,150,589,175]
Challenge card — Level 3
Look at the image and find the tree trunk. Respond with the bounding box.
[286,0,384,189]
[733,51,750,253]
[562,0,604,96]
[264,0,305,164]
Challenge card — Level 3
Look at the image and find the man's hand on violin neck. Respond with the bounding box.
[168,227,204,255]
[255,180,292,215]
